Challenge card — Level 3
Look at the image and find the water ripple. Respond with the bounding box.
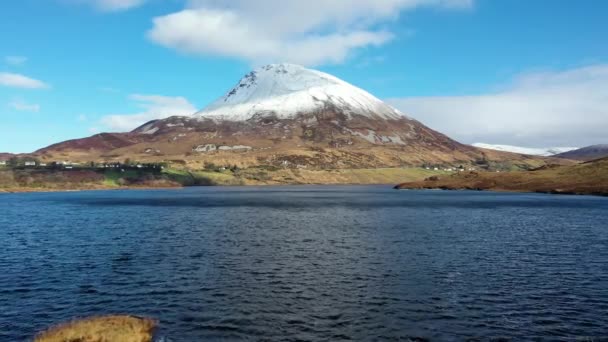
[0,186,607,340]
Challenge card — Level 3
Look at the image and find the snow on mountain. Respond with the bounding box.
[472,143,578,156]
[195,63,404,121]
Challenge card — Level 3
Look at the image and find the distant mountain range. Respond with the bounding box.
[472,143,578,157]
[554,144,608,161]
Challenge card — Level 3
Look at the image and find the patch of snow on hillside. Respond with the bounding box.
[473,143,578,156]
[140,126,159,135]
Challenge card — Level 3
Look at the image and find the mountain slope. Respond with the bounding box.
[37,133,142,154]
[553,144,608,161]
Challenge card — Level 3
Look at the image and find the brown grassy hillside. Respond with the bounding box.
[395,158,608,196]
[32,114,570,171]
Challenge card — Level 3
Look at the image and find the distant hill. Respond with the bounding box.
[553,144,608,161]
[0,153,15,161]
[395,157,608,196]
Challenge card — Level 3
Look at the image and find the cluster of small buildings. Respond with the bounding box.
[424,166,476,172]
[0,159,48,167]
[12,160,76,168]
[3,159,166,172]
[97,163,164,170]
[193,144,253,153]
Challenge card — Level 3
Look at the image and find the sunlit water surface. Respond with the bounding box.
[1,186,607,341]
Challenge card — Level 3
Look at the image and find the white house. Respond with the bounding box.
[0,161,6,166]
[24,161,36,166]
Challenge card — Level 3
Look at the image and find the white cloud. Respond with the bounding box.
[0,72,49,89]
[9,100,41,112]
[100,94,197,131]
[79,0,147,12]
[5,56,27,66]
[148,0,473,66]
[388,64,608,147]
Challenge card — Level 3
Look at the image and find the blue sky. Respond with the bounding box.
[1,0,607,153]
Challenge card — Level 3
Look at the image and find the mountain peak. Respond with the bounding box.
[194,64,404,122]
[257,63,307,71]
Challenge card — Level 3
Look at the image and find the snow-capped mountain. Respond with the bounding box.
[472,143,578,156]
[195,63,403,121]
[36,64,559,172]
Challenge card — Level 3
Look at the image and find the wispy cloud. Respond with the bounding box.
[77,0,147,12]
[148,0,473,66]
[9,100,41,112]
[100,94,197,131]
[0,72,49,89]
[388,64,608,147]
[5,56,27,66]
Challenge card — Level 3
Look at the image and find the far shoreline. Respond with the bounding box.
[0,166,448,194]
[3,182,608,197]
[0,185,185,194]
[0,182,401,195]
[394,186,608,198]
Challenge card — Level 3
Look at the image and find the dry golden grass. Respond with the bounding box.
[35,315,156,342]
[259,167,447,185]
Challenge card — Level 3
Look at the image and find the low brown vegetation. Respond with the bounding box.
[395,158,608,196]
[35,315,156,342]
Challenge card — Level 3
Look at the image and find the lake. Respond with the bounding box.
[1,186,607,341]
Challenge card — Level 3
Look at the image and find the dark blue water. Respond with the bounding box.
[1,186,607,341]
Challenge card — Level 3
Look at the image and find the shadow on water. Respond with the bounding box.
[59,190,608,210]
